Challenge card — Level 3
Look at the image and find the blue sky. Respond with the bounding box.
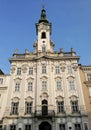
[0,0,91,74]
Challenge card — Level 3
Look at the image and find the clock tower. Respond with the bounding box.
[35,7,54,53]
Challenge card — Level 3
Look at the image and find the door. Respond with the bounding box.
[39,122,52,130]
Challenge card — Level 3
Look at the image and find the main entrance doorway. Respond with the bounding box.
[39,121,52,130]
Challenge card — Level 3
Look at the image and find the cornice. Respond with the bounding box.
[9,54,80,63]
[81,65,91,71]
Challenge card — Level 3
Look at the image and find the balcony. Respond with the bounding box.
[3,105,87,119]
[34,110,55,119]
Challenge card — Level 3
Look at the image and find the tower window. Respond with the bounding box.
[42,45,46,52]
[41,32,46,39]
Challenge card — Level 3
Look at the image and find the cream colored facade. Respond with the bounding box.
[79,65,91,130]
[0,8,89,130]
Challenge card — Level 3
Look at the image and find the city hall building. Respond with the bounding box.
[0,8,90,130]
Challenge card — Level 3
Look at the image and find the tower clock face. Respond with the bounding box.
[38,24,49,31]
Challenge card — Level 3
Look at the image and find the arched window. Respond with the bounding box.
[41,32,46,39]
[42,99,48,116]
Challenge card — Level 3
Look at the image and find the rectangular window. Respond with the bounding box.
[25,125,31,130]
[42,81,47,90]
[15,83,20,91]
[42,65,46,74]
[17,68,21,75]
[56,81,61,90]
[29,67,33,75]
[11,102,19,115]
[87,73,91,81]
[0,126,2,130]
[28,82,32,91]
[71,101,79,113]
[25,102,32,114]
[10,125,16,130]
[68,66,72,74]
[55,66,60,74]
[59,124,65,130]
[84,123,88,130]
[0,78,3,85]
[57,101,64,113]
[74,124,81,130]
[69,80,75,90]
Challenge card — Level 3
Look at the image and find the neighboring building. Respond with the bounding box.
[0,8,90,130]
[0,70,10,130]
[79,65,91,130]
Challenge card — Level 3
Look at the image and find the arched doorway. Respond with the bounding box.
[39,121,52,130]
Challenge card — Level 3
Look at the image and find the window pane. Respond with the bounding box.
[68,66,72,74]
[17,68,21,75]
[25,102,32,114]
[59,124,65,130]
[28,82,32,91]
[55,66,60,74]
[0,78,3,85]
[74,124,81,130]
[56,81,61,90]
[15,83,20,91]
[57,101,64,113]
[11,102,19,115]
[42,81,47,90]
[69,80,75,90]
[10,125,16,130]
[25,125,31,130]
[84,123,88,130]
[29,67,33,75]
[71,101,79,112]
[42,66,46,74]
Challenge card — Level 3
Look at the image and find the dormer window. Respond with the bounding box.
[41,32,46,39]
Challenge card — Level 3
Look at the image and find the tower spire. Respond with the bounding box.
[38,6,49,23]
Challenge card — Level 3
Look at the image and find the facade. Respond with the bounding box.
[0,8,90,130]
[0,70,10,130]
[79,65,91,130]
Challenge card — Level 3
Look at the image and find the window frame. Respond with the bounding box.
[25,102,32,114]
[17,68,21,75]
[42,65,46,74]
[42,80,47,90]
[10,125,16,130]
[57,101,64,113]
[0,78,3,85]
[67,65,73,74]
[71,100,79,113]
[55,66,60,74]
[69,80,75,90]
[28,82,33,91]
[29,67,33,75]
[15,83,20,92]
[11,102,19,115]
[25,125,31,130]
[56,80,62,90]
